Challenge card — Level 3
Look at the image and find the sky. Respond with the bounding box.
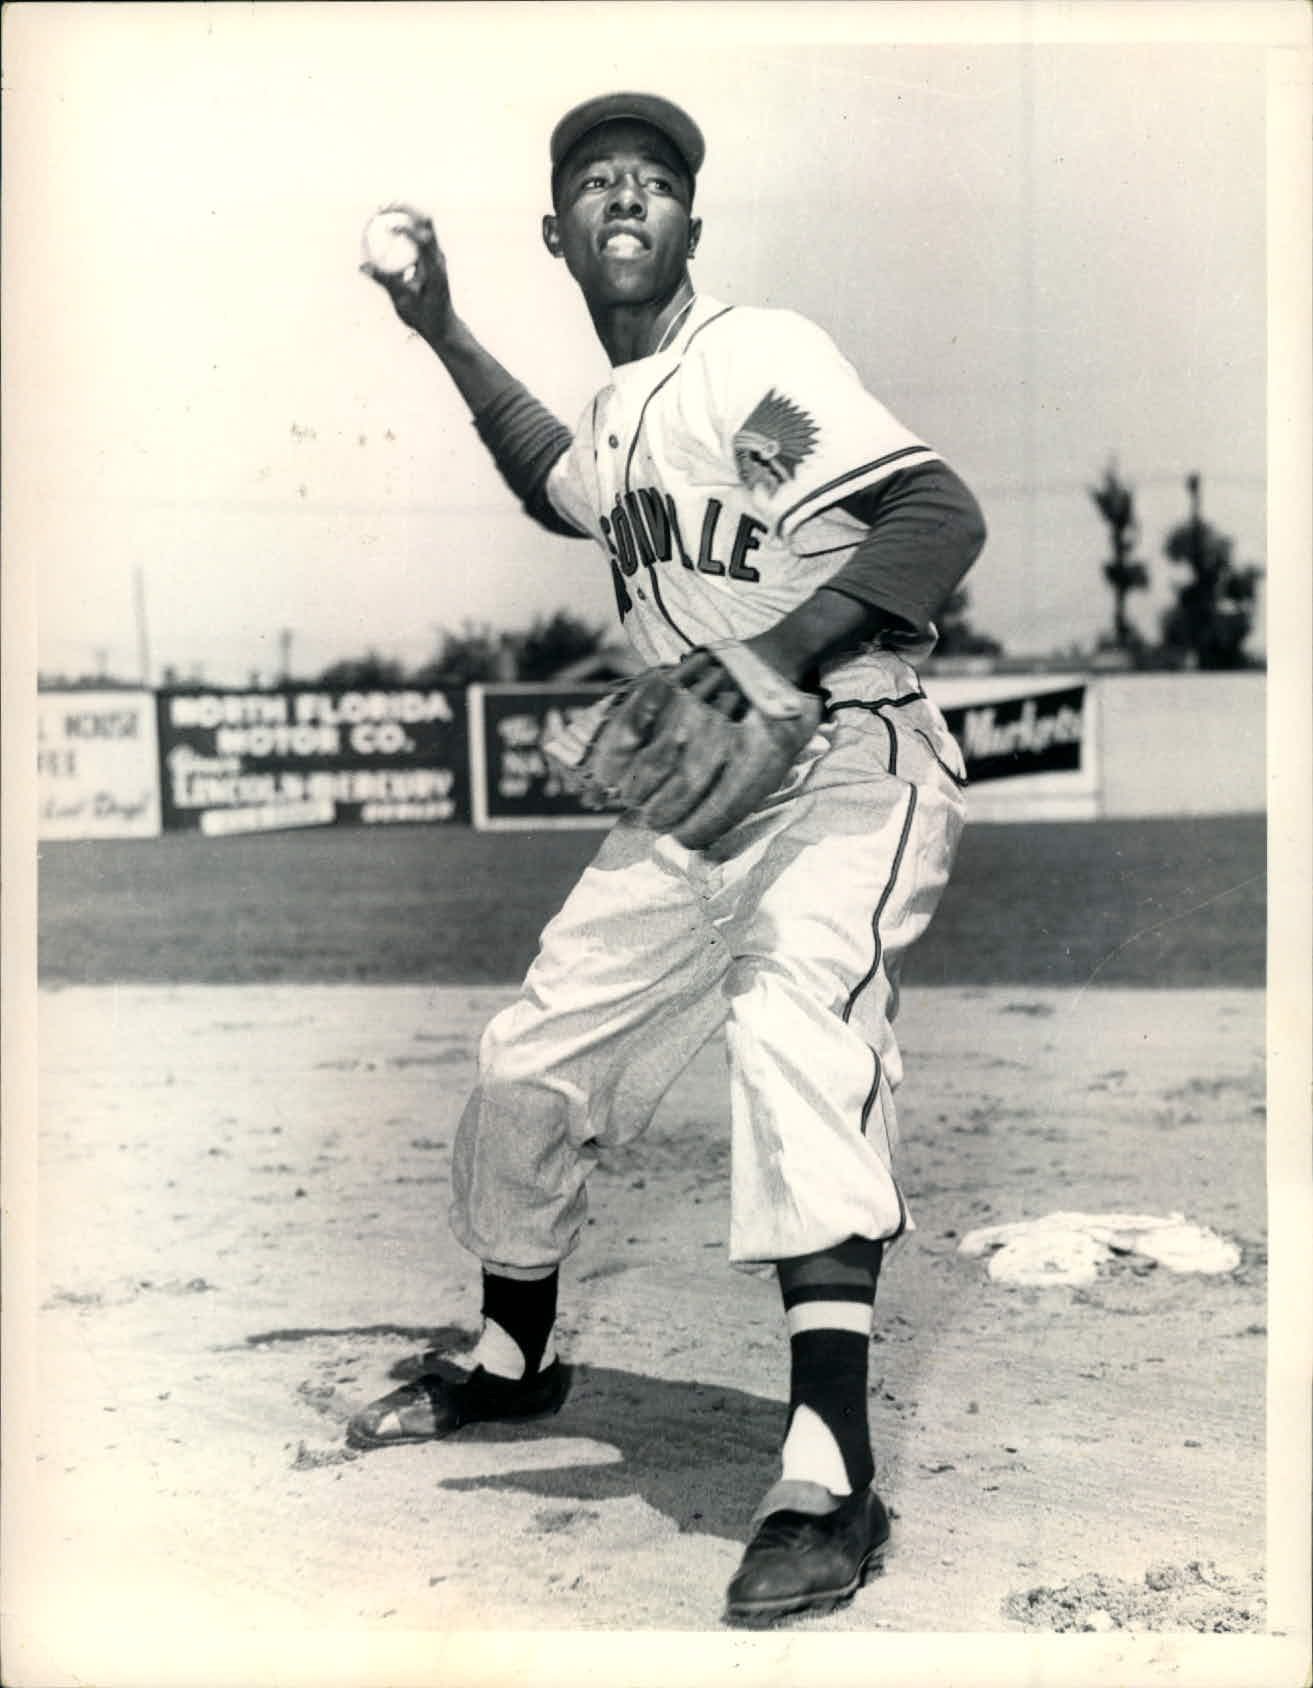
[5,2,1290,684]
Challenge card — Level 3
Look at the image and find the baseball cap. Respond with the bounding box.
[550,92,705,188]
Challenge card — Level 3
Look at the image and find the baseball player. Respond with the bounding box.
[349,92,986,1627]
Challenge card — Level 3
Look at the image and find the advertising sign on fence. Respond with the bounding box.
[470,676,1097,830]
[37,674,1098,841]
[469,686,623,830]
[928,674,1098,822]
[155,687,470,834]
[38,691,162,840]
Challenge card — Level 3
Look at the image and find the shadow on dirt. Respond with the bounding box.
[382,1346,785,1544]
[242,1322,457,1348]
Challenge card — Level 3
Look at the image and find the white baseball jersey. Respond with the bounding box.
[453,301,972,1276]
[546,293,942,670]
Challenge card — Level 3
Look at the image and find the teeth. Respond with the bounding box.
[605,234,644,254]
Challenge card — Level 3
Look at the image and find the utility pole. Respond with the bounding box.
[1185,472,1206,586]
[133,565,152,686]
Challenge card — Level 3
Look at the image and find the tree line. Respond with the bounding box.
[940,465,1263,669]
[1088,466,1262,670]
[314,610,606,690]
[38,468,1261,690]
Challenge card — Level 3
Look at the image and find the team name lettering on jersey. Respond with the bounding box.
[546,295,942,663]
[600,489,768,617]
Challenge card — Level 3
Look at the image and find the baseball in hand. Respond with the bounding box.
[361,209,422,279]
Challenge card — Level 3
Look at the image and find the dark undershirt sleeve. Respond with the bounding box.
[472,383,588,539]
[820,461,987,635]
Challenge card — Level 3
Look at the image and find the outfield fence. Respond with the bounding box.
[36,672,1262,842]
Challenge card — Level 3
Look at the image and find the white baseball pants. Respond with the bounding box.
[450,654,967,1269]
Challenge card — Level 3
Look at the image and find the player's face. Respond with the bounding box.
[543,120,700,309]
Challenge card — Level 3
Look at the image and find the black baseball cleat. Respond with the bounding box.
[345,1359,569,1450]
[724,1481,891,1627]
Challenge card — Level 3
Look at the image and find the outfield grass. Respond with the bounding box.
[38,814,1264,989]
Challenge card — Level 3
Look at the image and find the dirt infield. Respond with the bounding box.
[17,977,1268,1679]
[17,811,1291,1683]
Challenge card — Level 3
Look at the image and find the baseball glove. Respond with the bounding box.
[543,642,822,849]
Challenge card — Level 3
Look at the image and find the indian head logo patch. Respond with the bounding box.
[733,390,819,492]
